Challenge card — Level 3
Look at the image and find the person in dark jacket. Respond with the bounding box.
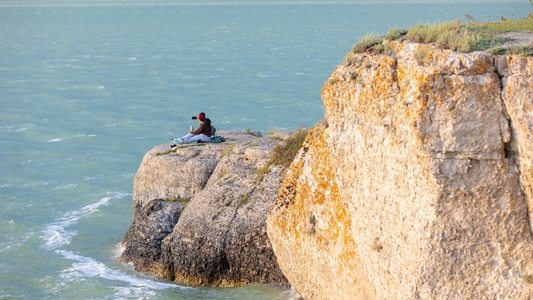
[172,112,212,145]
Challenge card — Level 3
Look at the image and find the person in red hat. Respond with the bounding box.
[172,112,212,146]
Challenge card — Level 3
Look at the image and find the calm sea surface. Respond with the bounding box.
[0,1,530,299]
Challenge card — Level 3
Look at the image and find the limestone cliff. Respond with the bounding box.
[121,130,291,287]
[267,42,533,299]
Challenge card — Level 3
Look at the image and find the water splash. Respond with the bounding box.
[41,192,129,250]
[58,250,179,288]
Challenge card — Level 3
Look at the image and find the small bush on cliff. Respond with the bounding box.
[386,28,408,40]
[348,16,533,56]
[255,128,310,182]
[405,18,533,53]
[270,128,309,168]
[351,33,383,53]
[489,44,533,56]
[407,19,462,44]
[344,55,363,67]
[347,29,407,58]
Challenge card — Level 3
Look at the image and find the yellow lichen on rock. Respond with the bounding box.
[268,41,533,299]
[268,122,378,300]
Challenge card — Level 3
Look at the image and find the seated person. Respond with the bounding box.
[172,112,212,146]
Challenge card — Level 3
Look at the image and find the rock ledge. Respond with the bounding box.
[121,130,292,287]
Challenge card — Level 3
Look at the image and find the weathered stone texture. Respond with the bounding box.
[121,130,290,287]
[120,199,183,279]
[499,55,533,237]
[268,42,533,299]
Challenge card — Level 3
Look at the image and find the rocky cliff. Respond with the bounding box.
[267,41,533,299]
[120,130,292,287]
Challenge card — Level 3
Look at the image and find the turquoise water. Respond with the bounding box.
[1,1,530,299]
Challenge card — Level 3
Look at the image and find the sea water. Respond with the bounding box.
[0,1,530,299]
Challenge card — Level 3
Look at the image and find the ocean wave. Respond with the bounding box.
[53,183,78,190]
[41,192,129,250]
[55,84,105,91]
[46,138,64,143]
[112,286,158,299]
[0,123,37,133]
[111,243,126,260]
[57,249,183,290]
[46,134,98,143]
[41,191,189,296]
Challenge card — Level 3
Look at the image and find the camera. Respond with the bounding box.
[192,116,197,120]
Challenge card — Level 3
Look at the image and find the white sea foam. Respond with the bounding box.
[42,191,184,294]
[57,249,182,290]
[0,123,37,133]
[42,193,129,250]
[46,134,97,143]
[42,224,77,250]
[47,138,64,143]
[112,286,158,299]
[111,243,126,260]
[39,192,185,297]
[53,183,78,190]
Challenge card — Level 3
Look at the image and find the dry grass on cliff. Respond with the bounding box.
[405,18,533,55]
[348,16,533,57]
[256,128,310,182]
[270,128,309,169]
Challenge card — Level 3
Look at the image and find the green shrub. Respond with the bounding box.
[385,28,407,40]
[435,30,459,49]
[407,19,462,45]
[509,45,533,56]
[404,18,533,54]
[488,47,508,55]
[270,129,309,168]
[351,33,383,53]
[347,16,533,59]
[344,55,363,67]
[382,41,394,55]
[406,24,428,43]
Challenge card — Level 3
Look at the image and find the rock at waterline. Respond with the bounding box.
[120,130,296,287]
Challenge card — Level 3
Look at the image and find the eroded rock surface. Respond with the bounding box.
[268,42,533,300]
[121,130,290,287]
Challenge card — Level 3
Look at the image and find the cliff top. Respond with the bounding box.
[347,16,533,59]
[122,129,308,287]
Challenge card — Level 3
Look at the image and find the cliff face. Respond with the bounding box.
[267,42,533,299]
[121,130,290,287]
